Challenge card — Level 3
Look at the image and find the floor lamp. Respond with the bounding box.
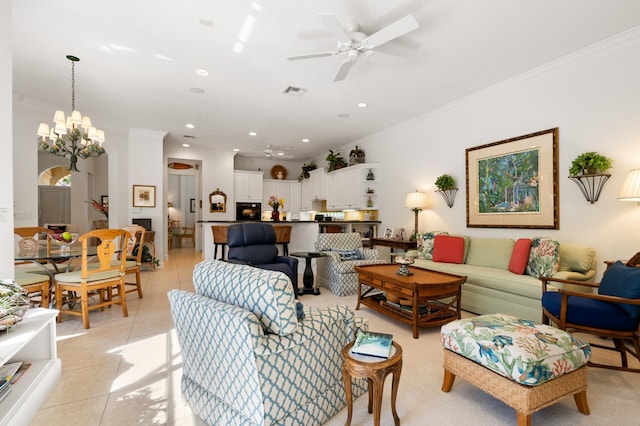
[618,169,640,205]
[404,190,429,241]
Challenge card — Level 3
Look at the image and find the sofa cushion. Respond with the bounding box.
[526,237,559,278]
[558,243,596,274]
[509,238,532,275]
[432,235,465,264]
[466,238,515,270]
[416,231,448,260]
[192,259,298,336]
[598,261,640,318]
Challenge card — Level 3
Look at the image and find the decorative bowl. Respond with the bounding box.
[49,232,79,252]
[395,256,415,276]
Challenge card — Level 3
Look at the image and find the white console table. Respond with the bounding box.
[0,309,61,426]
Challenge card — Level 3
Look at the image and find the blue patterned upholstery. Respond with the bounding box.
[315,233,386,296]
[169,259,368,425]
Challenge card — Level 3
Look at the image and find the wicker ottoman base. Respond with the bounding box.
[442,349,589,426]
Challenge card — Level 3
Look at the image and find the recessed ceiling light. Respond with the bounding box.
[233,148,240,152]
[185,123,195,129]
[357,102,368,108]
[302,138,310,143]
[277,152,284,156]
[337,113,350,119]
[195,68,209,77]
[182,143,191,148]
[190,87,205,94]
[249,132,257,136]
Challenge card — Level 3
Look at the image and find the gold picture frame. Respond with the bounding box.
[209,188,227,213]
[466,128,559,229]
[132,185,156,208]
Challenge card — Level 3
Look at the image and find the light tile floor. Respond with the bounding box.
[31,247,640,425]
[32,247,206,426]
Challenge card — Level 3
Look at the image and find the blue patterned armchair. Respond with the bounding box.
[315,233,386,296]
[168,259,368,425]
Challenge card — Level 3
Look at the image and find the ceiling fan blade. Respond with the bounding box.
[287,51,337,61]
[317,13,352,44]
[361,15,419,49]
[334,58,356,82]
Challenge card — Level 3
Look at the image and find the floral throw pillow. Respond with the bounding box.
[526,237,560,278]
[416,231,449,260]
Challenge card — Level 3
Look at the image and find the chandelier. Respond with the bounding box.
[37,55,105,172]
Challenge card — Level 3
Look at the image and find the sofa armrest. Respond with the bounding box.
[362,248,381,260]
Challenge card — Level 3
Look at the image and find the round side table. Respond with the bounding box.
[290,251,325,295]
[341,340,403,426]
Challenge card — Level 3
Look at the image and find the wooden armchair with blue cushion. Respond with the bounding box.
[168,260,368,425]
[226,222,299,295]
[541,253,640,373]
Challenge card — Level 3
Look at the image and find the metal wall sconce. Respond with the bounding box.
[436,188,458,208]
[568,173,611,203]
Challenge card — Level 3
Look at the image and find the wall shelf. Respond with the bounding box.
[568,173,611,204]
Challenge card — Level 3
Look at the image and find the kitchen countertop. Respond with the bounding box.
[197,220,381,224]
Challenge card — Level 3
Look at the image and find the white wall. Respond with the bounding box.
[0,0,14,278]
[348,28,640,279]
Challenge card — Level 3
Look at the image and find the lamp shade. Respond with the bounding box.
[37,123,50,138]
[404,191,429,210]
[618,169,640,201]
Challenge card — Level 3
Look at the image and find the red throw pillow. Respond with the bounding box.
[432,235,465,264]
[509,238,532,274]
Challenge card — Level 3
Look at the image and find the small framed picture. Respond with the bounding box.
[100,195,109,207]
[190,198,196,213]
[132,185,156,208]
[384,227,394,239]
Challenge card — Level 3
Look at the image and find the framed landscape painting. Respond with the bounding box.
[466,128,559,229]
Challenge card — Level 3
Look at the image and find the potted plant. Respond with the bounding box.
[435,174,458,208]
[297,161,317,181]
[569,152,613,176]
[325,149,347,172]
[435,174,457,191]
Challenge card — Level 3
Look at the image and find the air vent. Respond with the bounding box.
[283,86,307,97]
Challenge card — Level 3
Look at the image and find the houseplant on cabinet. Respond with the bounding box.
[297,161,317,181]
[435,174,458,208]
[325,150,347,172]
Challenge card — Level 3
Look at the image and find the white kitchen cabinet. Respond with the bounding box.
[309,168,327,201]
[0,309,61,426]
[234,170,263,202]
[325,164,380,210]
[288,181,301,212]
[263,179,290,212]
[300,179,311,211]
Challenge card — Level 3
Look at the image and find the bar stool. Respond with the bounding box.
[211,226,228,260]
[273,225,292,256]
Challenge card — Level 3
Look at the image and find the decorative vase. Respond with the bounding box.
[271,205,280,222]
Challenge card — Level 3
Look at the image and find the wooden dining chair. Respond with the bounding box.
[179,226,195,248]
[14,226,59,277]
[54,229,130,329]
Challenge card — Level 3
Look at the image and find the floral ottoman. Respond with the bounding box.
[440,313,591,425]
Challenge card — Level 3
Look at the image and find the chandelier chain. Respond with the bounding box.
[71,60,76,111]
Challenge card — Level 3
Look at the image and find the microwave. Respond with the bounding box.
[236,202,262,221]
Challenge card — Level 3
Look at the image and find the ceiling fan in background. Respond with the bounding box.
[287,13,419,82]
[263,144,293,159]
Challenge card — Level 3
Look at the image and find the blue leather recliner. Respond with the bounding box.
[226,222,299,294]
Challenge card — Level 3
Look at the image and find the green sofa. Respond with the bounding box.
[407,235,596,322]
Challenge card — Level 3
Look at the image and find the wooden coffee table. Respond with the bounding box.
[355,263,466,338]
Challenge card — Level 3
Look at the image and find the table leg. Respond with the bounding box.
[372,374,384,426]
[342,367,353,426]
[390,364,402,425]
[298,256,320,295]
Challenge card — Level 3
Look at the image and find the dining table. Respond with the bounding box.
[15,243,104,308]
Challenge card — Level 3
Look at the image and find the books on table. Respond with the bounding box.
[351,330,393,359]
[0,361,23,382]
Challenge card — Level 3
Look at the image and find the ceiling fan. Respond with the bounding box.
[287,13,419,82]
[263,144,293,159]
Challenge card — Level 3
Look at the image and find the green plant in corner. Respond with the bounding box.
[569,152,613,176]
[435,174,457,191]
[325,149,347,172]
